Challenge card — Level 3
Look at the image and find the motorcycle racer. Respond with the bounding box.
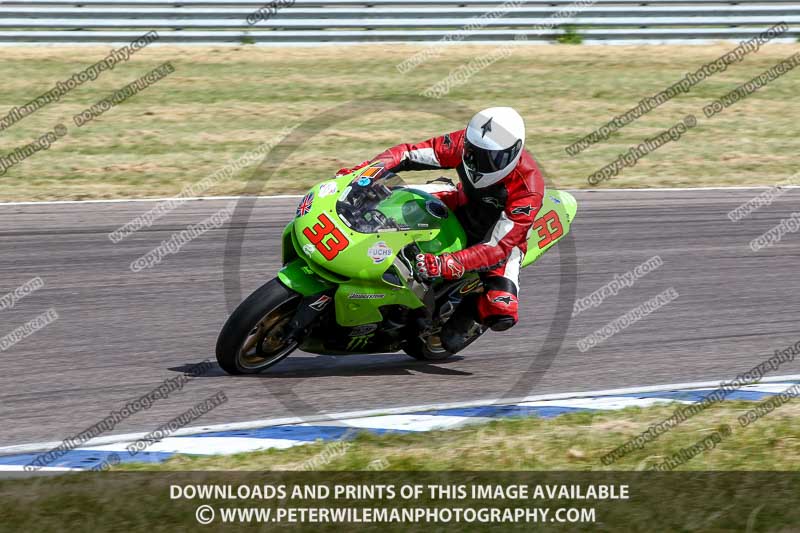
[336,107,545,353]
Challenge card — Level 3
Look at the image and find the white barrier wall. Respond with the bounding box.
[0,0,797,43]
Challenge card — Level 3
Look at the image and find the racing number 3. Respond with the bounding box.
[303,213,349,260]
[533,211,563,249]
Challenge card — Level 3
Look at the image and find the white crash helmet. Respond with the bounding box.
[462,107,525,188]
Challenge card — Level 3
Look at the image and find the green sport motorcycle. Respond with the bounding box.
[216,167,577,374]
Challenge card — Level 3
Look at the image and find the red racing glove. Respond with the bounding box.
[335,160,371,177]
[415,253,465,281]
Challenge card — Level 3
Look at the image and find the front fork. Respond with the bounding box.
[277,252,338,342]
[284,288,337,343]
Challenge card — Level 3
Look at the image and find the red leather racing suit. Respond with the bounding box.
[362,129,545,325]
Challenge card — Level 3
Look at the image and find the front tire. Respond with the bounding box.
[216,278,302,375]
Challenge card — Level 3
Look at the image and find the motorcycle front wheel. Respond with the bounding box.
[216,278,302,374]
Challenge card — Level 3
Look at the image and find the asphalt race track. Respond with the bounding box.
[2,189,799,448]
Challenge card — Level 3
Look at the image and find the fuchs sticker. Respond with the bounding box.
[318,181,338,197]
[349,323,378,337]
[309,295,332,311]
[549,195,562,204]
[348,293,384,300]
[296,192,314,217]
[368,241,393,264]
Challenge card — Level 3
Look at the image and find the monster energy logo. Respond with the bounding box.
[347,335,371,351]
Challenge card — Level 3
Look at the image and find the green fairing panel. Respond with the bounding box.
[294,176,467,281]
[333,281,425,327]
[281,221,297,265]
[289,173,469,326]
[277,259,334,296]
[401,188,466,255]
[521,190,577,268]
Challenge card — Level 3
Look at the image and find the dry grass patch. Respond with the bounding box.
[0,43,797,200]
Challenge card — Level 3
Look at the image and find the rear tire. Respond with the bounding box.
[216,278,302,375]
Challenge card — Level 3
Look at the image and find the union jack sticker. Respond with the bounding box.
[296,192,314,217]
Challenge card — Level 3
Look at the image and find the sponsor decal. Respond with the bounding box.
[302,243,316,256]
[549,195,562,204]
[368,241,393,264]
[349,323,378,337]
[346,334,372,351]
[348,292,384,300]
[459,278,483,294]
[511,204,534,216]
[357,177,371,187]
[359,164,384,178]
[481,196,503,209]
[309,294,332,311]
[446,257,465,279]
[338,185,352,202]
[318,181,338,197]
[492,295,515,305]
[295,192,314,217]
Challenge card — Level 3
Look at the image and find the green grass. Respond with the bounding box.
[556,26,583,45]
[2,400,798,531]
[117,399,800,471]
[0,43,798,201]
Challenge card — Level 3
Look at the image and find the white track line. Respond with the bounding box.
[0,185,797,207]
[335,414,492,432]
[0,195,303,206]
[0,465,83,473]
[577,186,800,192]
[2,374,799,455]
[84,436,305,455]
[516,396,693,410]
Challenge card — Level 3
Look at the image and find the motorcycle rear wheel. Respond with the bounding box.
[403,333,456,362]
[216,278,302,374]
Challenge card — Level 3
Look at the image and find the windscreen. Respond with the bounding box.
[335,169,449,233]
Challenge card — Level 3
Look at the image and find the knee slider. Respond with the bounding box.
[486,316,516,332]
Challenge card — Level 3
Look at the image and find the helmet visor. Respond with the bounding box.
[463,138,522,177]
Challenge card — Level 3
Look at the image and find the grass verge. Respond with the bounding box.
[0,43,798,201]
[118,399,800,471]
[1,400,798,531]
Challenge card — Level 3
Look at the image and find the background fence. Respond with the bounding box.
[0,0,797,44]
